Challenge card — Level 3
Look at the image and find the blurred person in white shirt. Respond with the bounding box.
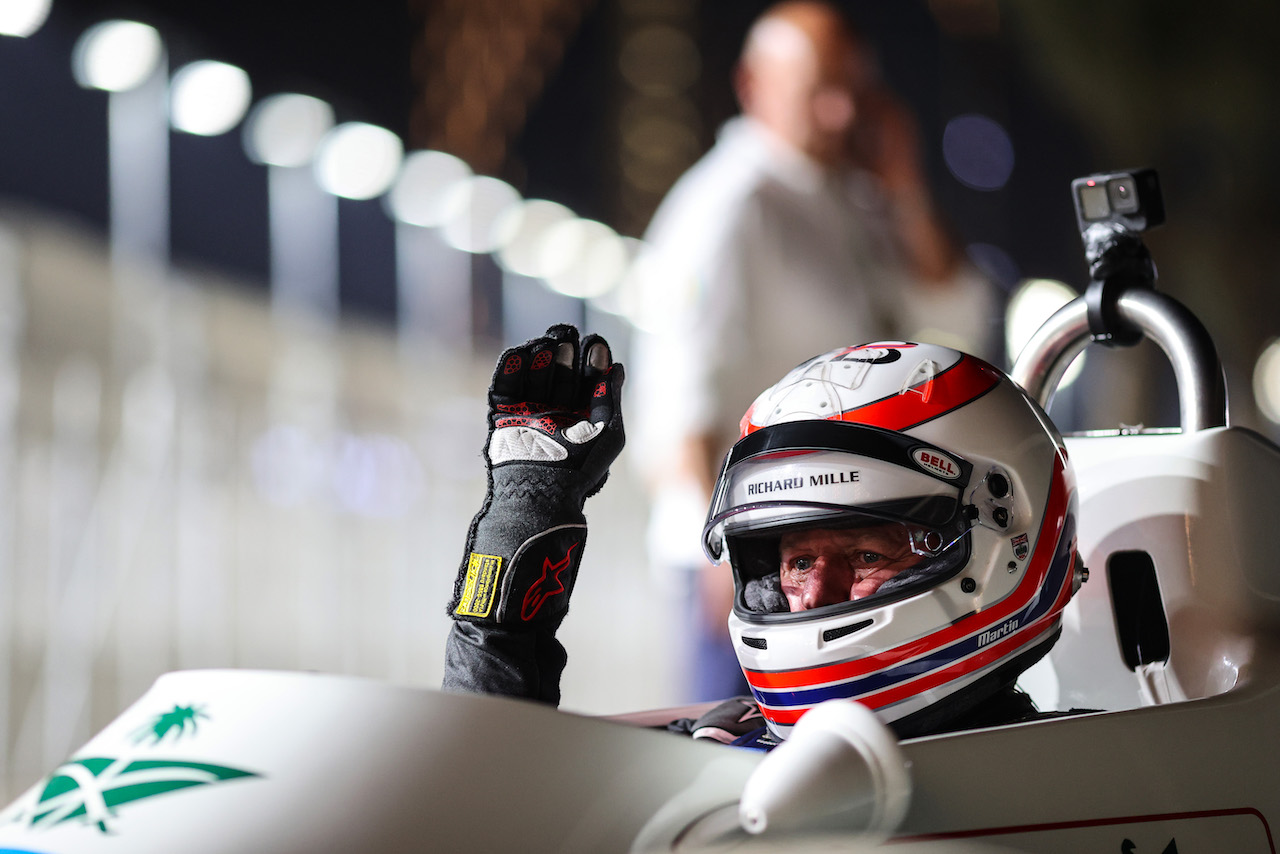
[628,0,996,701]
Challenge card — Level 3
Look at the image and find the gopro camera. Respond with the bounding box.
[1072,168,1163,346]
[1072,169,1164,236]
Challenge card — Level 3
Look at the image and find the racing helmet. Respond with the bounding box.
[703,342,1081,739]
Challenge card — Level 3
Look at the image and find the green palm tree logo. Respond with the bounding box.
[131,704,209,745]
[28,757,258,833]
[1,703,259,835]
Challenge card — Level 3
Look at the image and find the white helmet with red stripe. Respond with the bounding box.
[703,341,1081,739]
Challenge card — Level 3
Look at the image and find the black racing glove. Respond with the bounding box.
[447,324,625,631]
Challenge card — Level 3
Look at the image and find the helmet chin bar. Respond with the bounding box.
[888,629,1061,739]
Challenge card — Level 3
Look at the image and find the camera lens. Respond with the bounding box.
[1078,184,1110,221]
[1107,176,1141,214]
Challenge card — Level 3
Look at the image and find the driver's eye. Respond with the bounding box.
[856,551,887,565]
[792,556,814,571]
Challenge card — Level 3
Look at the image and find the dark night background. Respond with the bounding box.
[3,0,1279,428]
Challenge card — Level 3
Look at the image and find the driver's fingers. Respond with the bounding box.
[492,343,532,402]
[580,333,616,421]
[544,325,580,408]
[580,334,612,377]
[524,337,559,404]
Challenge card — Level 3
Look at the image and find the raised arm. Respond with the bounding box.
[442,325,625,705]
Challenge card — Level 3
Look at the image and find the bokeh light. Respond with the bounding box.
[0,0,51,37]
[495,199,575,277]
[72,20,164,93]
[1006,277,1084,385]
[170,60,252,136]
[943,113,1015,191]
[438,176,522,254]
[314,122,404,200]
[541,219,628,299]
[588,237,644,317]
[387,150,472,227]
[244,93,334,167]
[618,24,701,94]
[1253,338,1280,423]
[966,242,1020,293]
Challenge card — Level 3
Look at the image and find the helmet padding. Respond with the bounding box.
[744,573,788,613]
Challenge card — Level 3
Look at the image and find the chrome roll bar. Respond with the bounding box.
[1009,289,1228,433]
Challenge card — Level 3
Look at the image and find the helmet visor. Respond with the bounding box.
[704,421,971,559]
[703,421,974,616]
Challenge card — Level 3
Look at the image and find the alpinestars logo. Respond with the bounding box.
[1,704,257,835]
[522,542,579,620]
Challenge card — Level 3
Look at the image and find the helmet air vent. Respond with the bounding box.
[741,635,768,650]
[823,619,873,643]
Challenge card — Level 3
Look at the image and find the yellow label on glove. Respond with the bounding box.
[455,552,503,618]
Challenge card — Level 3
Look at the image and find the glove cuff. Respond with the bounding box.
[449,465,589,630]
[453,524,586,626]
[490,464,585,507]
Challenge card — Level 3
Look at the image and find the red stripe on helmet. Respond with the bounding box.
[757,704,806,726]
[744,454,1071,692]
[739,402,756,438]
[859,611,1063,711]
[838,355,1003,432]
[756,612,1061,727]
[739,349,999,438]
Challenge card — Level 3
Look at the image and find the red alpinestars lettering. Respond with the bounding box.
[521,542,579,620]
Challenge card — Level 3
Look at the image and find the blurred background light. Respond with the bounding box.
[387,149,472,227]
[330,433,424,518]
[250,423,329,507]
[170,60,252,136]
[1006,277,1084,385]
[244,93,334,167]
[1253,338,1280,423]
[966,242,1021,293]
[618,24,701,95]
[0,0,51,37]
[943,113,1015,191]
[72,20,164,92]
[587,237,643,317]
[314,122,404,200]
[604,245,658,331]
[439,175,521,254]
[541,218,627,299]
[495,199,574,277]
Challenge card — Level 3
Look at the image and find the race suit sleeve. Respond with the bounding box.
[443,622,568,705]
[440,325,625,706]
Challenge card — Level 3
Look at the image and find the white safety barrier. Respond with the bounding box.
[0,212,679,801]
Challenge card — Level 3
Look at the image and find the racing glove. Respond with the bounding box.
[443,325,624,703]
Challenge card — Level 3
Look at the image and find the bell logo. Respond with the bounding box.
[913,448,961,480]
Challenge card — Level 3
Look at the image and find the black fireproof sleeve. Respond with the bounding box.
[442,621,568,707]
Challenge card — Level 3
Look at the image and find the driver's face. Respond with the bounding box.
[779,525,924,611]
